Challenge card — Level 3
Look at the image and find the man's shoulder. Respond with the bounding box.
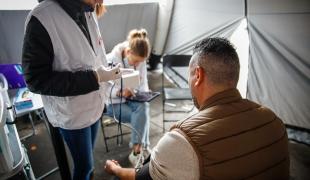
[170,112,197,128]
[149,131,200,180]
[158,131,188,145]
[242,99,280,119]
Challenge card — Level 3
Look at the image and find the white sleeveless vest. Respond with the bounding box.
[25,0,109,129]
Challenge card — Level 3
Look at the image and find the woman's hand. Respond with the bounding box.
[94,64,122,82]
[117,88,135,98]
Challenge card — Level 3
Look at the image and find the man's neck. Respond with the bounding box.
[198,85,234,108]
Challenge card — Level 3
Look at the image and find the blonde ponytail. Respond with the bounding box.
[128,29,148,40]
[140,29,147,38]
[127,29,150,58]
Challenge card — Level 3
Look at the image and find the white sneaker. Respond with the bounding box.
[128,151,144,168]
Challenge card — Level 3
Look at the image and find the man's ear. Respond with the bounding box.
[194,66,204,86]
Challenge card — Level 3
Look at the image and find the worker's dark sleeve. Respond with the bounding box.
[22,16,99,97]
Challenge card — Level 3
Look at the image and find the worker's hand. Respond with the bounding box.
[95,64,122,82]
[117,88,135,98]
[104,159,121,175]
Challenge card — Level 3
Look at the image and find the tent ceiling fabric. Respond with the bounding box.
[98,3,158,53]
[247,0,310,129]
[164,0,244,55]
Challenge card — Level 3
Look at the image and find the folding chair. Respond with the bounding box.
[162,55,194,132]
[100,112,131,152]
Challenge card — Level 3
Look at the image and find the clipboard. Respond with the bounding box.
[126,91,160,102]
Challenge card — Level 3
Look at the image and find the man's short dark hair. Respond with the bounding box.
[193,37,240,87]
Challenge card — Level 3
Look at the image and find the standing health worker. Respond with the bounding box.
[22,0,121,179]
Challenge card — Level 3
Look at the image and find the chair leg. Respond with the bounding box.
[163,99,166,133]
[20,112,36,140]
[100,119,109,152]
[29,112,36,135]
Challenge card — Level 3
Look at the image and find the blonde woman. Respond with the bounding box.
[106,29,151,166]
[22,0,121,179]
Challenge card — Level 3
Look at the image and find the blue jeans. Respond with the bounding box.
[106,101,150,147]
[59,120,100,180]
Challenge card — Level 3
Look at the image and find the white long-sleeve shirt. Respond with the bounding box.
[106,41,149,104]
[149,130,200,180]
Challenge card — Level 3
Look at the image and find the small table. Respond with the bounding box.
[12,91,43,140]
[14,92,43,116]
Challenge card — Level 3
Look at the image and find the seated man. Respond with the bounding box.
[104,37,290,180]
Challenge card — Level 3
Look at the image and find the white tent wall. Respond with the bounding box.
[231,19,249,98]
[163,0,245,55]
[247,0,310,130]
[0,10,29,64]
[105,0,175,56]
[98,3,158,53]
[0,0,38,10]
[151,0,174,55]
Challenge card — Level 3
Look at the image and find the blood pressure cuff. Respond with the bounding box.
[135,162,153,180]
[135,155,153,180]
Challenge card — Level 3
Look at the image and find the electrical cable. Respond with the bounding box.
[117,77,123,145]
[108,64,145,169]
